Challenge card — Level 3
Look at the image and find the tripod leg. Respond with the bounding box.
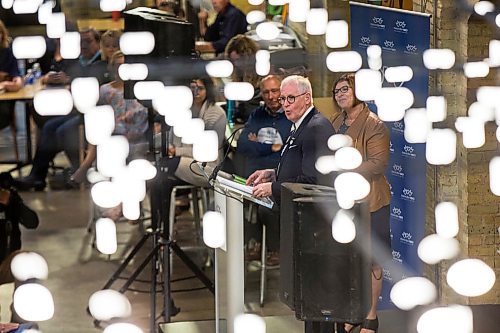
[169,241,215,294]
[101,232,151,290]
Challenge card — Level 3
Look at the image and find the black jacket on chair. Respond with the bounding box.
[271,107,335,204]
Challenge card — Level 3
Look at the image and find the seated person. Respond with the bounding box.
[0,172,39,324]
[151,77,226,226]
[237,75,291,177]
[0,19,23,132]
[198,0,247,55]
[15,28,108,191]
[71,51,149,184]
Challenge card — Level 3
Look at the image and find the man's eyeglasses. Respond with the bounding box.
[333,85,350,96]
[278,92,307,105]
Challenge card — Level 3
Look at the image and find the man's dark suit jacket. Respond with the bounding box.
[271,107,335,204]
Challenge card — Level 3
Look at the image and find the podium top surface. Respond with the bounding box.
[215,176,274,209]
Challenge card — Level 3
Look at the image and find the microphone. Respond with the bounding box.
[208,126,245,185]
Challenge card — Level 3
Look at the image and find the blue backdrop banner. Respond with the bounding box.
[349,2,431,309]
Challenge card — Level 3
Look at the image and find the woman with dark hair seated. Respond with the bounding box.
[151,77,226,223]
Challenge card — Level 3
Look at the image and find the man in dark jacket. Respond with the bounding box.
[198,0,247,55]
[237,75,292,177]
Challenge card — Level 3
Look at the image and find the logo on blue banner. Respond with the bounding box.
[391,163,405,177]
[400,231,414,245]
[394,20,408,33]
[392,121,404,133]
[404,44,418,54]
[391,205,404,221]
[401,187,416,202]
[371,16,386,29]
[392,250,403,263]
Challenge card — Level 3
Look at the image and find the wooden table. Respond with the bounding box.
[77,18,124,31]
[0,81,44,172]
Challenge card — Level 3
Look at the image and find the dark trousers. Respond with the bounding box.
[257,205,280,252]
[29,114,82,180]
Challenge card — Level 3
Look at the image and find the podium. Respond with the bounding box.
[213,176,273,333]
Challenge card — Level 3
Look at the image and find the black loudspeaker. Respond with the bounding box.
[280,183,372,324]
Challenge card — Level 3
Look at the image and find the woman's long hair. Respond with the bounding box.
[0,20,10,49]
[224,34,260,88]
[331,73,363,110]
[196,77,217,106]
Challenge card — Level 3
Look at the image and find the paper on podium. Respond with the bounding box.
[216,176,274,209]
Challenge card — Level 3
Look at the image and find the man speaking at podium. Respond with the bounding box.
[247,75,334,204]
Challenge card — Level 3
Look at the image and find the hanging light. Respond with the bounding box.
[96,136,130,177]
[256,22,280,40]
[489,40,500,67]
[288,0,309,22]
[193,130,219,162]
[202,211,226,249]
[455,117,485,149]
[46,12,66,39]
[384,66,413,83]
[490,156,500,196]
[224,82,255,101]
[474,1,495,15]
[328,134,353,151]
[417,305,473,333]
[72,77,100,113]
[306,8,328,35]
[95,218,118,255]
[426,96,447,122]
[404,108,431,143]
[331,209,356,243]
[463,61,489,78]
[12,36,46,59]
[100,0,127,12]
[447,259,495,297]
[315,155,339,174]
[134,81,164,100]
[206,60,233,78]
[326,51,362,72]
[60,32,81,59]
[325,20,349,49]
[13,0,43,14]
[423,49,455,70]
[335,147,362,170]
[91,181,122,208]
[234,313,266,333]
[468,101,495,122]
[88,289,132,321]
[38,1,52,24]
[425,129,456,165]
[375,87,414,122]
[103,323,143,333]
[118,63,148,81]
[14,283,54,321]
[128,159,157,180]
[10,252,49,281]
[390,277,437,310]
[417,234,460,264]
[34,89,73,116]
[246,10,266,24]
[355,69,381,101]
[435,202,459,238]
[255,50,270,76]
[120,32,155,55]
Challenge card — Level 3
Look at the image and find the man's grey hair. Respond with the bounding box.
[281,75,313,102]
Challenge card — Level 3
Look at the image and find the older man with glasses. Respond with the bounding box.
[245,75,334,266]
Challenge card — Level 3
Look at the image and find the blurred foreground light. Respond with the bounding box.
[224,82,255,101]
[12,36,46,59]
[375,87,414,122]
[417,234,460,264]
[306,9,328,35]
[246,10,266,24]
[368,57,382,71]
[248,0,264,5]
[476,86,500,107]
[205,60,233,78]
[88,289,132,321]
[334,172,370,203]
[335,147,362,170]
[95,218,117,255]
[11,252,48,281]
[128,159,157,180]
[404,108,431,143]
[269,0,287,4]
[13,0,42,14]
[315,155,339,174]
[14,283,54,321]
[474,1,495,15]
[103,323,143,333]
[91,181,122,208]
[497,126,500,142]
[97,136,129,177]
[468,102,495,122]
[163,86,193,110]
[288,0,309,22]
[384,66,413,83]
[181,118,205,144]
[328,134,353,151]
[390,277,437,311]
[134,81,164,100]
[326,20,349,48]
[72,77,100,113]
[256,51,271,76]
[86,167,108,184]
[367,45,382,59]
[463,61,489,78]
[435,202,459,238]
[234,313,266,333]
[34,89,73,116]
[256,22,280,40]
[60,32,81,59]
[355,69,381,101]
[203,211,225,249]
[123,199,140,220]
[423,49,455,69]
[426,96,447,122]
[497,13,500,27]
[38,1,52,24]
[455,117,485,148]
[326,51,362,72]
[490,157,500,195]
[120,32,155,55]
[447,259,495,297]
[118,63,148,81]
[417,305,473,333]
[331,209,356,244]
[193,130,218,162]
[489,40,500,67]
[1,0,13,9]
[426,129,456,165]
[100,0,126,11]
[46,12,66,39]
[172,109,193,137]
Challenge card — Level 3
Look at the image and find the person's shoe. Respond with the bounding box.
[13,176,46,191]
[266,251,280,267]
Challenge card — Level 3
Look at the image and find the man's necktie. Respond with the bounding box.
[277,125,296,175]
